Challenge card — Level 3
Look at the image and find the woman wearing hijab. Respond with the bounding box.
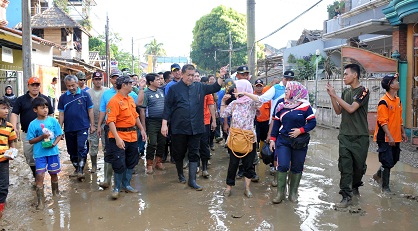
[4,85,17,121]
[220,79,262,198]
[268,81,316,204]
[4,86,16,108]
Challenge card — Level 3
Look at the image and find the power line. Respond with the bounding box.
[256,0,323,43]
[250,0,323,57]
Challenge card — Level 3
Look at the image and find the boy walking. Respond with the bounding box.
[27,97,63,209]
[0,99,17,219]
[373,73,407,193]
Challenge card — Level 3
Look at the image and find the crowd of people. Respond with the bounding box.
[0,62,408,218]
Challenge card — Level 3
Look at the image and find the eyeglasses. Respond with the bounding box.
[30,83,40,87]
[93,78,102,81]
[79,79,86,81]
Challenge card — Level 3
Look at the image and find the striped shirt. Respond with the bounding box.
[0,120,17,162]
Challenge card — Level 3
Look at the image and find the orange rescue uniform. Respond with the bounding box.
[203,94,215,125]
[373,93,403,142]
[106,92,139,142]
[255,86,271,122]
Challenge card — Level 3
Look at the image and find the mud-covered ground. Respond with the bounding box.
[1,127,418,230]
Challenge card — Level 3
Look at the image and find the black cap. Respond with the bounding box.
[116,76,133,86]
[110,70,122,77]
[254,79,264,86]
[284,70,295,78]
[92,71,103,79]
[236,66,250,74]
[76,71,86,80]
[171,63,181,72]
[381,74,397,91]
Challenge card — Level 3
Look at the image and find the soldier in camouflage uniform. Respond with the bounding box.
[86,72,108,173]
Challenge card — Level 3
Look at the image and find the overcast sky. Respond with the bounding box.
[90,0,334,57]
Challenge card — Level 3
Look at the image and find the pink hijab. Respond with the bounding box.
[235,79,253,103]
[276,81,309,112]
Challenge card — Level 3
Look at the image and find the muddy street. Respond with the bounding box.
[1,127,418,230]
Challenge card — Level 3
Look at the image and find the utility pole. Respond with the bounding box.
[247,0,256,82]
[228,31,232,77]
[131,37,134,72]
[105,15,110,87]
[214,50,217,76]
[22,0,32,91]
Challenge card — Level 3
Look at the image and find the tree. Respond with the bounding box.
[89,33,142,74]
[144,38,166,72]
[53,0,69,13]
[190,6,249,73]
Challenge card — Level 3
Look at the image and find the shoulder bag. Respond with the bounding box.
[227,103,255,158]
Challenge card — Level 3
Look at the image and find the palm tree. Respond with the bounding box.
[144,39,166,72]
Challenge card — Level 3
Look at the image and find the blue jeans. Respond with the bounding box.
[275,136,308,173]
[65,128,89,164]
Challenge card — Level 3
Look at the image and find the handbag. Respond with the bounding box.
[261,140,273,165]
[226,104,254,158]
[289,133,310,149]
[227,127,254,158]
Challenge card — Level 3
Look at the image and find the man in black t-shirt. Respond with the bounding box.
[11,77,54,181]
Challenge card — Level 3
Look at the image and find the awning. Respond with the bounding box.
[342,46,397,73]
[323,19,394,39]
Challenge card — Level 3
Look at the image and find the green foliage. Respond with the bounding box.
[327,0,345,19]
[190,5,248,73]
[89,34,142,74]
[80,17,92,31]
[288,54,297,63]
[53,0,69,13]
[144,38,166,72]
[293,54,323,80]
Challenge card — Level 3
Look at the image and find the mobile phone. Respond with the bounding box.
[238,94,244,97]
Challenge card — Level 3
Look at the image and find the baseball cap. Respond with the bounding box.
[236,66,250,74]
[381,73,398,91]
[76,71,86,80]
[116,76,133,86]
[283,70,295,79]
[28,77,41,85]
[171,63,181,72]
[110,70,122,77]
[92,71,103,79]
[254,79,264,86]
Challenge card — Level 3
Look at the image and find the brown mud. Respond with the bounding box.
[1,127,418,230]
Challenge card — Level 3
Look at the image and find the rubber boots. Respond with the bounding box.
[382,167,393,194]
[77,157,86,181]
[90,155,97,173]
[111,172,124,199]
[69,162,78,177]
[36,187,44,210]
[202,159,209,178]
[188,162,203,191]
[155,156,165,170]
[288,173,302,202]
[272,171,288,204]
[0,202,4,219]
[51,181,59,196]
[271,170,278,187]
[373,167,382,184]
[176,161,186,183]
[99,162,113,189]
[122,168,138,193]
[146,159,154,174]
